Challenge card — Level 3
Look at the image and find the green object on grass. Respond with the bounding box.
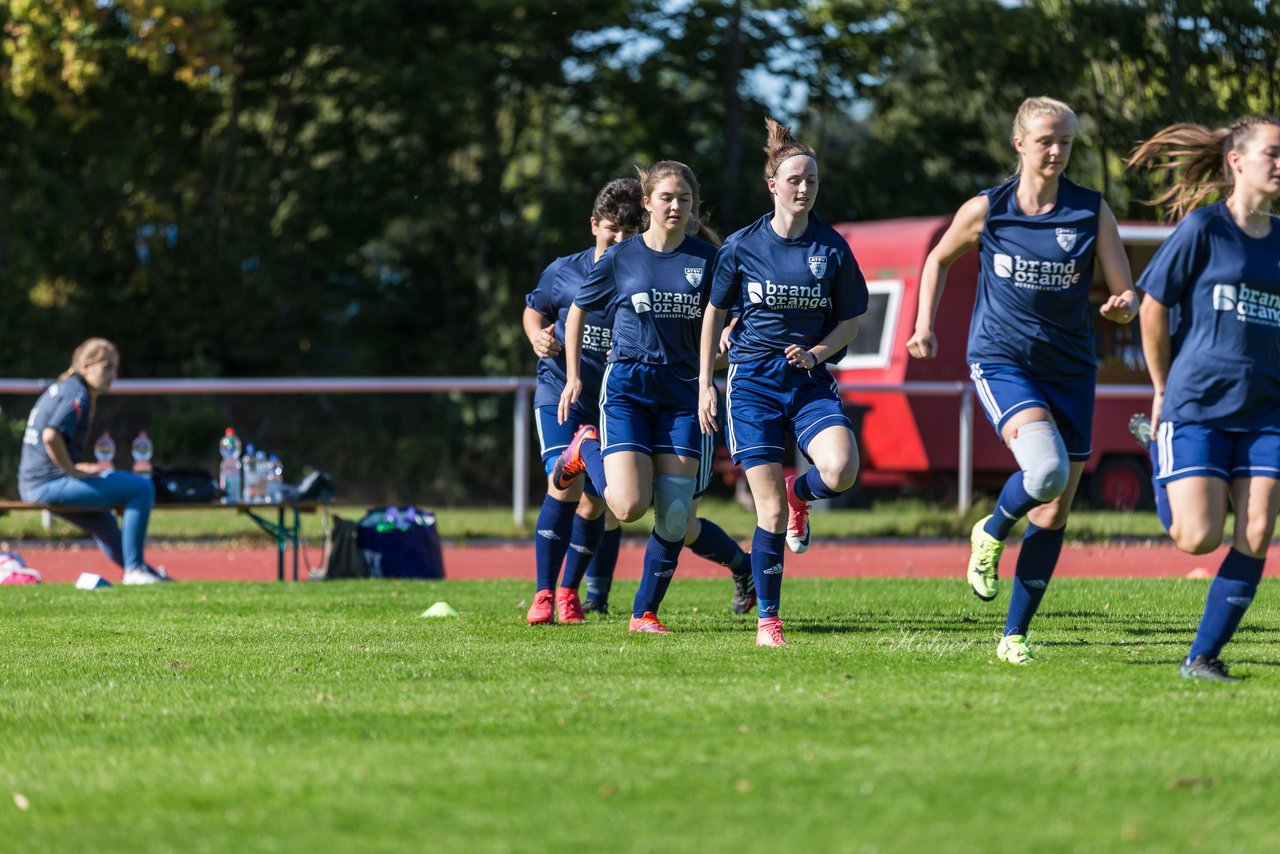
[421,601,459,618]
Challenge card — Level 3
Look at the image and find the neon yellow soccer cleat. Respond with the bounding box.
[997,634,1035,665]
[967,516,1004,601]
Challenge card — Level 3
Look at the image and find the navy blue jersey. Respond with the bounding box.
[711,213,869,364]
[525,248,615,410]
[967,177,1102,378]
[19,374,92,488]
[575,234,717,367]
[1139,203,1280,430]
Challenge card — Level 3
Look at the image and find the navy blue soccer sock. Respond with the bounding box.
[560,513,605,591]
[1004,523,1066,637]
[1188,548,1265,661]
[585,526,622,606]
[984,472,1040,540]
[533,495,576,590]
[688,519,747,573]
[580,438,607,496]
[633,531,683,618]
[793,467,841,502]
[1150,440,1173,533]
[751,527,786,618]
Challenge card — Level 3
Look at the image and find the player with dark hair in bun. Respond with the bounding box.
[522,179,642,625]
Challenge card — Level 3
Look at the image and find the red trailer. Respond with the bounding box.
[829,217,1172,509]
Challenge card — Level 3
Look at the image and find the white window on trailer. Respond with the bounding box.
[836,278,903,370]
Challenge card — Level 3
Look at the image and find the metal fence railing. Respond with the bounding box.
[0,377,1155,522]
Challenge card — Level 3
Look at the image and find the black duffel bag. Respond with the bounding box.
[152,467,220,504]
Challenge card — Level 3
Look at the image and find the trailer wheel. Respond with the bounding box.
[1089,456,1152,510]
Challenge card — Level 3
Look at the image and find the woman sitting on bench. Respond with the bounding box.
[18,338,171,585]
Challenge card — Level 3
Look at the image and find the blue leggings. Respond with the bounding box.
[21,472,155,570]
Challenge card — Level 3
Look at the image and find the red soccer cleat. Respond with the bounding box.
[783,474,811,554]
[551,424,599,491]
[756,616,786,647]
[556,587,585,624]
[627,611,671,634]
[526,589,555,625]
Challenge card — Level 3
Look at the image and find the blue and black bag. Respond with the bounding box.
[355,506,445,579]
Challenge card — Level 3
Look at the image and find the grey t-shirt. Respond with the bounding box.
[19,374,92,489]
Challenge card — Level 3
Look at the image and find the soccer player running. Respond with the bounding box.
[575,219,758,618]
[553,161,719,634]
[907,97,1137,665]
[1126,115,1280,681]
[698,118,868,647]
[522,179,642,625]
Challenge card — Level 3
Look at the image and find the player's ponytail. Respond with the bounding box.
[1127,116,1280,221]
[60,338,118,380]
[763,117,816,180]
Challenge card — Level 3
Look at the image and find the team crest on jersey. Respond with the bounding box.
[808,256,828,279]
[1055,228,1077,252]
[747,281,764,304]
[631,293,652,313]
[684,267,703,286]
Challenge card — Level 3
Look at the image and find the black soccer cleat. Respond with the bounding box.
[731,568,757,615]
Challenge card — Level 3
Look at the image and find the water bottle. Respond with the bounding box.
[131,431,154,475]
[93,432,116,472]
[243,443,260,503]
[219,428,243,504]
[254,448,268,501]
[266,454,284,504]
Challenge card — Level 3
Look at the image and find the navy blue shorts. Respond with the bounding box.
[1154,421,1280,483]
[725,357,852,470]
[968,361,1094,461]
[600,361,701,460]
[536,404,602,497]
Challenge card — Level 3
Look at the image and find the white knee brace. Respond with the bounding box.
[1010,421,1069,502]
[653,474,696,542]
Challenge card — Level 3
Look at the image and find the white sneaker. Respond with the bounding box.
[122,567,164,585]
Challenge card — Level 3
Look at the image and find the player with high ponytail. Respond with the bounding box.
[1126,114,1280,681]
[907,96,1137,665]
[698,118,869,647]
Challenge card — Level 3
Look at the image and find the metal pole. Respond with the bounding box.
[513,384,530,527]
[958,385,974,515]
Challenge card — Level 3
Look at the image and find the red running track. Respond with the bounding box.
[6,538,1259,584]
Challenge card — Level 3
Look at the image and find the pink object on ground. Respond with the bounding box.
[0,551,42,584]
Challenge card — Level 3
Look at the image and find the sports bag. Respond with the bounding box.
[355,507,445,579]
[152,467,220,504]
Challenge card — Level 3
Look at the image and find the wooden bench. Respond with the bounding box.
[0,500,328,582]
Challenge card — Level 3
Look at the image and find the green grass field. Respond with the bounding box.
[3,578,1278,852]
